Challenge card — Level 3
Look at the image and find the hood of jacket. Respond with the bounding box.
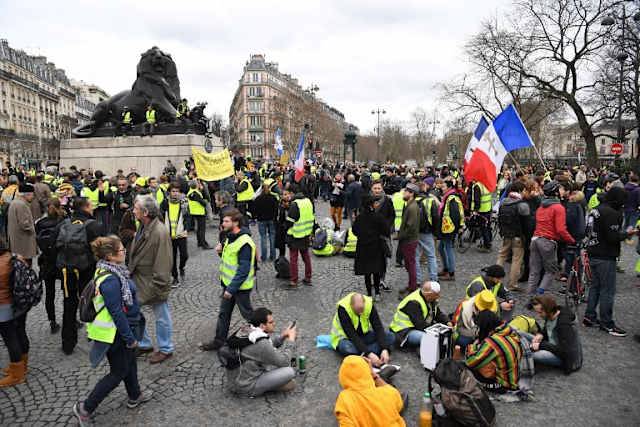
[226,226,252,243]
[624,182,638,192]
[338,355,374,391]
[501,196,523,208]
[541,196,560,207]
[605,186,627,209]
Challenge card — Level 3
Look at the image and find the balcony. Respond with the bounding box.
[0,128,16,137]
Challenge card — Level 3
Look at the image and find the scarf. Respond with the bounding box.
[169,193,182,204]
[508,192,522,200]
[96,259,133,306]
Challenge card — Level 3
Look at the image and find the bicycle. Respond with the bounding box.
[456,213,486,253]
[563,244,592,314]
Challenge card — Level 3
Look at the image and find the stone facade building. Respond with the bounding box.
[0,39,107,168]
[229,54,356,161]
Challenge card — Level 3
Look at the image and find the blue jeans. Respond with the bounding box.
[336,330,396,357]
[258,220,276,261]
[214,289,253,344]
[455,334,474,347]
[416,233,438,283]
[139,301,174,354]
[519,332,563,368]
[438,239,455,273]
[585,258,617,328]
[407,329,425,347]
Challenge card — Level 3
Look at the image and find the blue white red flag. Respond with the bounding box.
[294,128,306,182]
[463,105,532,192]
[274,128,284,156]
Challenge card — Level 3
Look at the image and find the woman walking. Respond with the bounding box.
[330,174,345,230]
[352,195,390,301]
[73,235,150,425]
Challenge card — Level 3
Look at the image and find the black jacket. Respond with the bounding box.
[252,192,278,221]
[375,195,395,231]
[539,306,583,374]
[586,200,627,260]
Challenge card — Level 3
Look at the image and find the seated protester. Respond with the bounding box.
[465,310,522,393]
[452,290,498,347]
[226,308,297,397]
[330,292,395,368]
[334,355,406,427]
[390,281,450,349]
[525,295,583,374]
[465,265,515,322]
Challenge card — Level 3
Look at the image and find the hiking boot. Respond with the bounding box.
[136,347,154,357]
[277,379,296,392]
[72,402,90,427]
[127,391,153,409]
[381,282,392,292]
[0,361,24,387]
[582,317,600,328]
[600,325,627,337]
[50,321,60,334]
[475,247,491,253]
[438,270,448,277]
[199,340,223,351]
[440,273,455,281]
[302,278,312,286]
[149,351,173,364]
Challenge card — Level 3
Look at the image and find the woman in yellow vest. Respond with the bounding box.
[73,235,151,424]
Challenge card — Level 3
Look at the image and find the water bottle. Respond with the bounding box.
[419,392,433,427]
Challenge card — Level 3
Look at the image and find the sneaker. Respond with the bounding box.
[378,364,400,382]
[475,247,491,253]
[600,325,627,337]
[616,265,625,273]
[374,294,381,303]
[72,402,90,427]
[381,282,392,292]
[127,391,153,409]
[302,278,312,286]
[582,317,600,328]
[171,277,180,289]
[558,285,567,294]
[437,271,448,277]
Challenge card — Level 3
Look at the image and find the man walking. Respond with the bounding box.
[160,183,190,287]
[7,183,37,265]
[201,209,255,351]
[496,180,530,291]
[130,195,174,363]
[253,182,279,262]
[187,180,211,250]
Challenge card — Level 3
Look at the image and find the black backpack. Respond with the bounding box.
[55,218,95,271]
[498,200,524,238]
[35,217,59,257]
[428,359,496,427]
[274,256,291,279]
[9,255,43,314]
[312,227,328,250]
[78,272,111,323]
[219,326,269,370]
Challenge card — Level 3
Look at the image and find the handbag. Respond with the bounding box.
[381,236,392,258]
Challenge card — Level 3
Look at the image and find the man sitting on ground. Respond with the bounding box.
[465,265,515,321]
[334,356,407,427]
[390,281,450,349]
[227,307,297,397]
[451,290,498,347]
[330,292,395,368]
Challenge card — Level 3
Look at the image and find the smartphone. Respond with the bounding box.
[290,320,297,328]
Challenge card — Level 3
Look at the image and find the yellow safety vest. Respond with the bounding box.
[330,293,373,349]
[372,172,381,180]
[287,198,314,238]
[236,178,254,202]
[220,234,256,291]
[344,227,357,253]
[441,194,464,235]
[392,191,405,230]
[82,186,100,210]
[146,110,156,124]
[473,182,492,213]
[168,201,181,238]
[122,111,132,124]
[417,196,435,226]
[187,188,205,216]
[86,270,118,344]
[44,174,54,184]
[588,188,602,211]
[465,276,500,299]
[390,289,436,332]
[152,187,164,205]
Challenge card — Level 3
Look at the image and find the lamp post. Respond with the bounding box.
[602,2,640,161]
[428,111,440,164]
[306,84,319,153]
[371,108,386,161]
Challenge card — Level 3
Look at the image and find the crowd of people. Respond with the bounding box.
[0,154,637,426]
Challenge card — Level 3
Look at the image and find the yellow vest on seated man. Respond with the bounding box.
[330,293,373,349]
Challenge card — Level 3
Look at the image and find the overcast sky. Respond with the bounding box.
[1,0,511,134]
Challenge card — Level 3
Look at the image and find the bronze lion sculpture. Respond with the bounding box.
[72,46,181,137]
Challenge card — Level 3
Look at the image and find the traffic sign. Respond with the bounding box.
[611,143,623,155]
[315,150,322,157]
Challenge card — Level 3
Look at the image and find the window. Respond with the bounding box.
[252,73,259,82]
[601,138,605,146]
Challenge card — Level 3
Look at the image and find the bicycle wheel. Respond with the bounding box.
[457,228,473,253]
[565,272,579,314]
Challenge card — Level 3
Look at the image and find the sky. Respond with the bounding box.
[0,0,511,135]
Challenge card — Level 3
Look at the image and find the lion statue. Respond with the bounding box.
[72,46,181,137]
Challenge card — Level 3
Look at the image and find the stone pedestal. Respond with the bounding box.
[60,134,222,177]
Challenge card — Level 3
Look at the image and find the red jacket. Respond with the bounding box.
[533,200,575,244]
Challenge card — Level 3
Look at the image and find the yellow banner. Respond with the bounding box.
[280,153,289,164]
[192,148,235,181]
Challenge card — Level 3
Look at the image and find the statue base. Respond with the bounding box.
[60,134,222,178]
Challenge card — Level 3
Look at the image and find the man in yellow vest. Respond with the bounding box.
[390,281,450,348]
[142,104,157,137]
[81,170,110,228]
[201,209,256,351]
[159,183,189,287]
[118,106,133,137]
[471,181,493,252]
[283,185,314,289]
[330,292,395,369]
[148,177,165,206]
[235,171,254,219]
[187,180,211,250]
[465,265,514,321]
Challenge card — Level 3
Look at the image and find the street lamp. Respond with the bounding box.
[306,84,320,152]
[372,108,386,161]
[601,2,640,160]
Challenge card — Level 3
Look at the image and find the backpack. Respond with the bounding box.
[9,255,43,314]
[312,227,328,250]
[35,218,59,256]
[428,359,496,427]
[274,256,291,279]
[498,199,524,238]
[219,326,269,370]
[78,272,111,323]
[419,197,439,233]
[55,218,95,271]
[0,191,16,216]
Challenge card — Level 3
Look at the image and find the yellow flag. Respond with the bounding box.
[192,148,235,181]
[280,152,289,164]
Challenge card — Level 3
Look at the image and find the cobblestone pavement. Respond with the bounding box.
[1,201,640,426]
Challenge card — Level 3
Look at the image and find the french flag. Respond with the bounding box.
[294,128,306,182]
[464,105,532,192]
[274,128,283,156]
